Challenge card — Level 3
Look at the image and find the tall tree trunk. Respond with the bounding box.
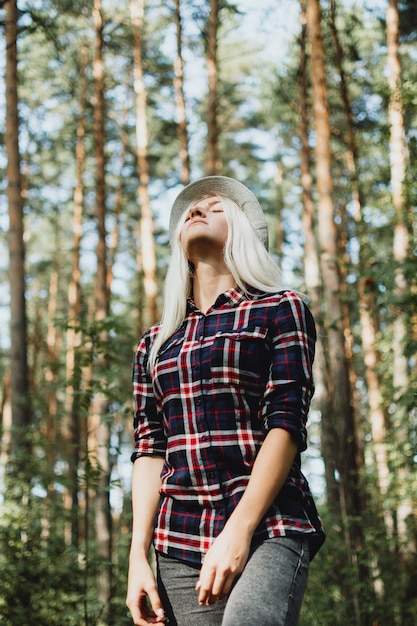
[205,0,220,175]
[91,1,113,618]
[386,2,409,420]
[387,0,409,403]
[306,1,370,623]
[274,162,284,263]
[386,0,414,605]
[45,245,61,496]
[65,45,89,551]
[330,0,391,511]
[328,4,392,598]
[4,0,31,472]
[0,373,11,476]
[173,0,190,185]
[132,0,158,329]
[298,0,339,510]
[106,106,127,293]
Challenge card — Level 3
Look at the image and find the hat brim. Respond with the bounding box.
[169,176,269,249]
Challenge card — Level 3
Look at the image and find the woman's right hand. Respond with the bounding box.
[126,556,166,625]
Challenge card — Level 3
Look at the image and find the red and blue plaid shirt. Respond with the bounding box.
[132,288,324,565]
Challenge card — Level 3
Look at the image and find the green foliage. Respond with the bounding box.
[0,496,85,625]
[301,506,417,626]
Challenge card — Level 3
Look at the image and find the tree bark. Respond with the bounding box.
[306,0,370,622]
[4,0,31,469]
[106,107,126,294]
[91,1,113,617]
[132,0,158,330]
[298,0,339,510]
[65,45,89,551]
[174,0,190,186]
[45,247,61,495]
[386,0,414,574]
[329,1,393,556]
[386,0,409,418]
[205,0,220,175]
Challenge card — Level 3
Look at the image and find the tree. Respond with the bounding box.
[205,0,220,174]
[65,43,89,551]
[89,0,113,617]
[4,0,31,473]
[298,0,338,510]
[385,1,416,620]
[305,0,371,623]
[173,0,190,185]
[132,0,158,331]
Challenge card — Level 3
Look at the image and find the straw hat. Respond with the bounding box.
[169,176,269,249]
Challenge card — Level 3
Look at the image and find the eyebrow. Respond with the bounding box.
[191,196,222,208]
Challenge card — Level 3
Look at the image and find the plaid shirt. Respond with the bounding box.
[132,288,324,566]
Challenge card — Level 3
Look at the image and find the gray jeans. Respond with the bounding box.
[156,536,310,626]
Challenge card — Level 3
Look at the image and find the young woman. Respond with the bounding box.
[126,176,325,626]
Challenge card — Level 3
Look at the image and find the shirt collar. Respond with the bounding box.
[187,285,249,313]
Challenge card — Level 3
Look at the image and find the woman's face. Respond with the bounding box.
[180,195,228,258]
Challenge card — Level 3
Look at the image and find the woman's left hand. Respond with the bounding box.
[195,525,251,606]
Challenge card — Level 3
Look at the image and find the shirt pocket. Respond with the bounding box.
[210,326,271,393]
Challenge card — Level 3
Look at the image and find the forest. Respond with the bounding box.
[0,0,416,624]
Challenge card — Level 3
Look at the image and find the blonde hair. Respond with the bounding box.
[148,195,284,369]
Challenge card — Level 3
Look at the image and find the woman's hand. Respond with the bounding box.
[196,525,252,606]
[126,556,166,625]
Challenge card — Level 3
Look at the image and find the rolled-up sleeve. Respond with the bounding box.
[131,329,167,462]
[260,292,316,451]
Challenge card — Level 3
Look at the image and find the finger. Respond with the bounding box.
[128,596,165,625]
[211,570,236,599]
[197,568,216,605]
[146,588,166,622]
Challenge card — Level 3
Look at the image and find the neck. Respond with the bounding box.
[191,260,235,313]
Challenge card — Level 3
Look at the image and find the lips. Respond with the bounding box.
[188,219,207,227]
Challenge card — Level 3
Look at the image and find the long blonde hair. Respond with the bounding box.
[148,195,284,369]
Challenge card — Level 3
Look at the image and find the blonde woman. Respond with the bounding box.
[126,176,324,626]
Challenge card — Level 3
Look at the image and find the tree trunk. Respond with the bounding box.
[132,0,158,329]
[306,1,370,623]
[274,163,284,263]
[386,0,414,598]
[107,107,126,293]
[91,1,113,618]
[329,0,391,545]
[297,0,339,511]
[0,373,12,475]
[386,0,409,428]
[65,45,89,551]
[306,0,361,518]
[45,253,61,497]
[4,0,31,471]
[205,0,220,175]
[174,0,190,186]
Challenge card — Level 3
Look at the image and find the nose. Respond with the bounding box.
[188,205,205,219]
